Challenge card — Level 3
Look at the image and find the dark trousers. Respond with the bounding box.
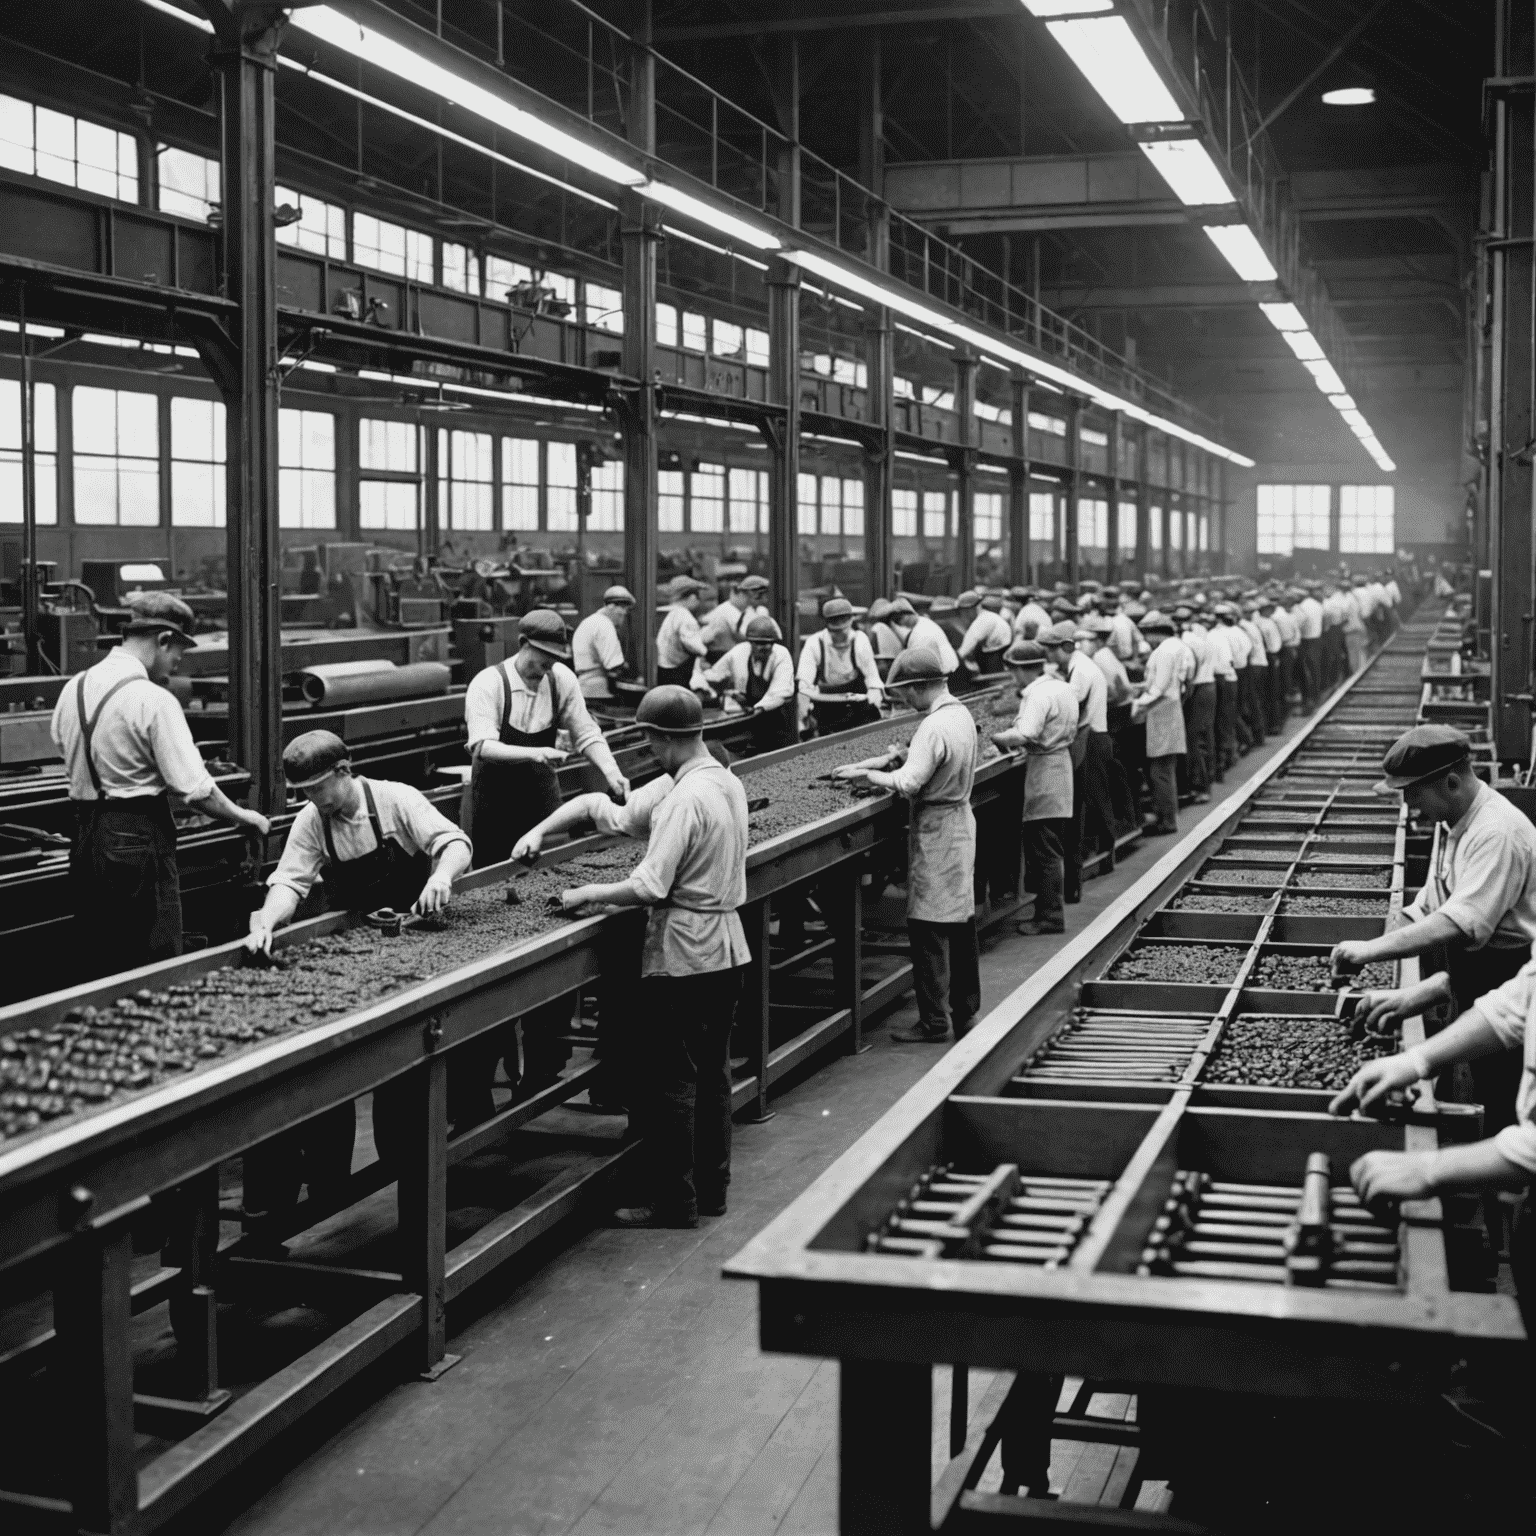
[71,799,182,980]
[1182,684,1215,794]
[1022,818,1067,926]
[1266,657,1286,733]
[1148,755,1180,831]
[1299,637,1322,708]
[637,968,741,1220]
[1241,666,1268,744]
[1215,678,1240,770]
[243,1104,357,1220]
[1277,648,1298,718]
[1447,941,1532,1135]
[909,917,982,1032]
[1111,711,1148,812]
[1080,732,1118,855]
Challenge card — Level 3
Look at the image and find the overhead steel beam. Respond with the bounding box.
[654,2,1016,41]
[1043,283,1281,310]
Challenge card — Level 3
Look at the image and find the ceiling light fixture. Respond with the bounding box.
[1322,87,1375,106]
[1281,330,1325,362]
[1202,223,1279,282]
[1328,393,1357,411]
[637,180,780,251]
[1041,15,1184,124]
[1021,0,1113,15]
[1303,358,1346,395]
[1137,139,1234,206]
[1258,302,1307,332]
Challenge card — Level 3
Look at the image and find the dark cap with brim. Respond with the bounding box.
[1374,724,1473,792]
[518,608,573,659]
[284,729,351,789]
[122,591,198,649]
[885,646,948,688]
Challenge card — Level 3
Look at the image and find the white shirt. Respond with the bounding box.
[958,610,1012,659]
[588,773,673,839]
[1203,623,1235,681]
[1067,649,1108,733]
[1386,579,1401,605]
[1139,636,1190,707]
[870,621,905,659]
[701,641,797,713]
[1404,782,1536,949]
[1240,619,1268,666]
[630,753,751,977]
[1107,611,1148,662]
[888,694,976,807]
[1011,674,1078,754]
[905,614,961,675]
[699,599,761,653]
[1181,626,1216,687]
[1255,614,1282,655]
[1014,601,1054,639]
[51,648,215,802]
[1273,607,1299,646]
[798,630,882,698]
[464,658,619,780]
[1297,597,1324,640]
[1092,646,1132,704]
[267,776,469,901]
[1466,961,1536,1173]
[1223,622,1251,669]
[656,603,707,668]
[1355,584,1378,620]
[572,610,626,698]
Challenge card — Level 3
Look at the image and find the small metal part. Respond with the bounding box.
[365,908,404,937]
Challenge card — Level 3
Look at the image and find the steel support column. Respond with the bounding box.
[953,352,977,593]
[1107,411,1123,588]
[1009,373,1029,587]
[17,295,39,674]
[864,300,895,605]
[767,260,802,646]
[1065,398,1081,590]
[1135,424,1151,584]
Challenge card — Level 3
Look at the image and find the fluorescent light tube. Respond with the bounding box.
[782,251,960,338]
[1322,87,1375,106]
[136,0,213,30]
[1022,0,1113,15]
[1138,139,1233,206]
[1202,224,1278,282]
[1328,393,1357,411]
[1259,302,1307,332]
[1375,454,1397,472]
[290,7,646,188]
[1340,409,1371,435]
[1281,330,1325,362]
[1304,359,1345,394]
[639,181,780,250]
[1044,16,1184,124]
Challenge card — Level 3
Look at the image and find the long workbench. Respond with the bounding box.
[725,608,1527,1534]
[0,689,1028,1532]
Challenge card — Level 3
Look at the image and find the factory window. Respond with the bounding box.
[1028,491,1055,543]
[682,311,708,352]
[441,243,481,295]
[156,146,218,222]
[656,303,679,348]
[589,458,623,532]
[1169,508,1184,551]
[1080,426,1109,449]
[1028,412,1067,437]
[797,472,818,535]
[1149,505,1163,551]
[169,397,225,528]
[546,441,578,533]
[275,186,346,260]
[819,475,842,536]
[0,379,58,526]
[541,273,577,314]
[1078,498,1109,552]
[1257,483,1330,555]
[353,213,432,282]
[922,387,955,412]
[922,490,948,541]
[658,468,684,532]
[278,409,335,529]
[0,96,138,203]
[691,462,725,533]
[712,320,743,359]
[1339,485,1394,553]
[1199,513,1210,552]
[359,419,419,532]
[892,487,918,537]
[842,478,865,537]
[438,429,493,532]
[501,437,540,531]
[894,377,916,401]
[1118,502,1138,555]
[974,491,1003,545]
[585,282,624,335]
[728,466,767,534]
[745,328,769,367]
[974,401,1001,423]
[485,254,534,302]
[73,386,159,526]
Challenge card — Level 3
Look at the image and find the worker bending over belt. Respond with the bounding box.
[887,596,961,679]
[698,573,769,660]
[242,730,472,1216]
[571,585,636,701]
[797,597,883,735]
[655,575,709,686]
[1332,725,1536,1130]
[695,614,798,752]
[557,686,750,1229]
[956,591,1012,679]
[51,591,270,979]
[835,646,980,1044]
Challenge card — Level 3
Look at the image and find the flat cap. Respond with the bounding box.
[867,598,893,622]
[602,584,636,607]
[122,590,198,648]
[745,615,782,642]
[1375,725,1473,792]
[822,597,855,625]
[635,684,704,734]
[667,575,704,599]
[929,596,958,614]
[284,728,350,789]
[1049,597,1080,617]
[518,608,572,659]
[981,595,1003,612]
[888,596,916,618]
[1082,614,1114,636]
[1040,620,1078,647]
[1008,586,1032,602]
[1140,611,1175,634]
[739,574,770,593]
[1005,639,1046,668]
[957,591,980,610]
[885,646,948,688]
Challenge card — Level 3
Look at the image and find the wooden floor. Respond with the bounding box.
[198,724,1309,1536]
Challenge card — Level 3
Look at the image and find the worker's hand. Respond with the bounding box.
[1352,987,1416,1034]
[833,766,871,782]
[1349,1149,1436,1205]
[529,746,568,767]
[1330,939,1371,977]
[1328,1051,1425,1117]
[413,873,454,916]
[245,911,275,958]
[240,808,272,839]
[511,828,543,865]
[605,773,630,805]
[558,886,591,912]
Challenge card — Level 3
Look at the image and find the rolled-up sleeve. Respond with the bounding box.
[630,795,695,903]
[556,669,620,779]
[464,667,502,752]
[759,650,796,712]
[394,784,471,861]
[854,634,883,696]
[591,775,669,838]
[796,636,822,690]
[888,724,943,798]
[1471,960,1535,1047]
[1495,1116,1536,1174]
[267,805,327,899]
[1436,828,1529,947]
[145,695,217,801]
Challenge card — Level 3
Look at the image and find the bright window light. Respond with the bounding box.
[1138,139,1232,206]
[1023,0,1113,15]
[639,180,780,250]
[1304,359,1345,394]
[289,7,646,188]
[1044,16,1183,124]
[1322,87,1375,106]
[1281,330,1325,362]
[1259,302,1307,332]
[1202,224,1278,282]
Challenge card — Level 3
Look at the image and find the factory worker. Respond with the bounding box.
[1296,583,1325,709]
[1238,600,1270,746]
[835,646,979,1043]
[1269,593,1300,720]
[1212,603,1250,759]
[798,597,883,734]
[957,592,1013,677]
[1012,587,1054,641]
[1253,596,1284,734]
[1078,618,1138,836]
[995,640,1077,936]
[557,686,750,1229]
[464,607,628,868]
[51,591,270,979]
[1329,963,1536,1329]
[866,597,906,663]
[1331,726,1536,1130]
[1176,608,1216,805]
[572,585,636,701]
[1321,580,1351,689]
[1129,612,1188,837]
[655,575,709,686]
[695,614,798,752]
[699,573,769,659]
[888,595,961,678]
[1041,621,1095,899]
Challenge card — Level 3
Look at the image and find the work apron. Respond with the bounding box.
[69,671,183,978]
[908,788,977,925]
[977,646,1007,676]
[655,661,694,687]
[466,661,564,868]
[745,659,797,752]
[1144,693,1187,758]
[811,638,879,734]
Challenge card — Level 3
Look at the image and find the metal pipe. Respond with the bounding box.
[299,662,452,707]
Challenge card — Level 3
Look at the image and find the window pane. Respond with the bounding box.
[360,418,416,473]
[893,487,917,538]
[359,480,417,531]
[656,302,678,348]
[502,438,540,530]
[745,328,769,367]
[713,320,743,358]
[585,282,624,334]
[0,379,57,525]
[1029,491,1055,542]
[0,95,33,175]
[691,463,725,533]
[72,385,119,456]
[589,459,623,531]
[1118,502,1138,553]
[547,441,577,532]
[157,146,219,221]
[797,472,818,535]
[923,491,947,540]
[974,491,1002,543]
[682,312,707,352]
[504,485,539,531]
[819,474,841,536]
[171,461,223,527]
[658,469,684,532]
[728,465,759,533]
[276,186,347,259]
[843,478,865,537]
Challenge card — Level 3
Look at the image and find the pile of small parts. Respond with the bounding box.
[1203,1014,1398,1090]
[1201,866,1282,886]
[1108,945,1246,985]
[1280,894,1389,917]
[1252,952,1395,991]
[1293,868,1392,889]
[1169,891,1271,914]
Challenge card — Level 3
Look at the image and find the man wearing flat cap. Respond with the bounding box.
[51,591,270,978]
[798,597,883,734]
[572,586,636,701]
[699,574,769,660]
[957,590,1012,679]
[697,614,799,751]
[1331,725,1536,1132]
[655,575,709,686]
